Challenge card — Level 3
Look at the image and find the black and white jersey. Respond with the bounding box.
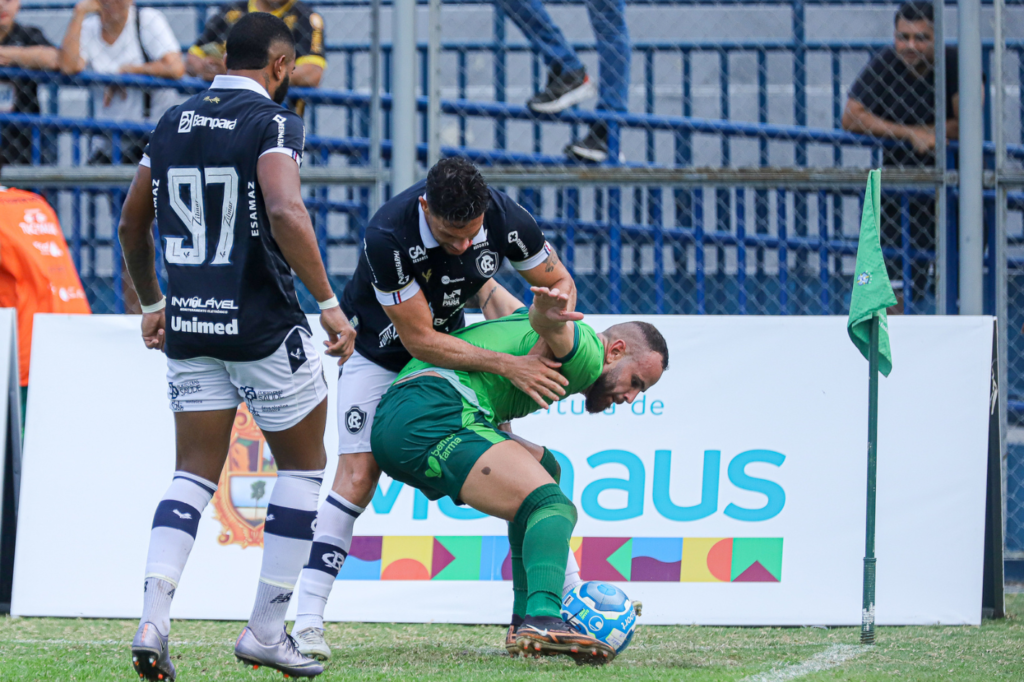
[143,74,310,362]
[341,180,550,373]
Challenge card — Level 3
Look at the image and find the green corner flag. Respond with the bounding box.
[847,169,897,377]
[849,169,896,646]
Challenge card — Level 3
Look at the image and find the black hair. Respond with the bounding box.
[425,157,491,225]
[895,1,933,25]
[225,13,296,71]
[632,321,669,371]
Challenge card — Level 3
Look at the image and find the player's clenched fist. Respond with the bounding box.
[141,310,166,352]
[321,307,356,365]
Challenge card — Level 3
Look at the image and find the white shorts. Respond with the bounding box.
[336,350,398,454]
[166,326,328,432]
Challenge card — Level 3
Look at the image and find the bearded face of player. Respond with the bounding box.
[584,350,665,413]
[273,73,290,104]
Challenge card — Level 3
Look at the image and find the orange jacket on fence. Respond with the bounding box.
[0,188,91,386]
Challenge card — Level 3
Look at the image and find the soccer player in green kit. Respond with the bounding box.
[370,286,668,664]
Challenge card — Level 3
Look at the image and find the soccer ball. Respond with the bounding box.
[560,581,637,654]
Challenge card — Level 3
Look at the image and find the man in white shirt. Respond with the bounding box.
[59,0,184,163]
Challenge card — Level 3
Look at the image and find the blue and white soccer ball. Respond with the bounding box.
[560,581,637,654]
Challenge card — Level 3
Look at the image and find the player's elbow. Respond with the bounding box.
[266,198,307,231]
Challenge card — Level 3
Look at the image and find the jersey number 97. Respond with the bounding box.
[164,166,240,266]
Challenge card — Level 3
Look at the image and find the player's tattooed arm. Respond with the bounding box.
[117,164,165,350]
[475,281,524,320]
[520,247,577,315]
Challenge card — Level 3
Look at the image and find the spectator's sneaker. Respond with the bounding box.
[527,66,596,114]
[234,626,324,678]
[515,615,615,665]
[131,622,175,681]
[565,124,610,164]
[293,627,332,661]
[505,624,519,657]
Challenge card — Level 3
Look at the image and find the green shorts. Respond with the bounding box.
[370,376,511,503]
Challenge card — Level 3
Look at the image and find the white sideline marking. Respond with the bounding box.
[741,644,868,682]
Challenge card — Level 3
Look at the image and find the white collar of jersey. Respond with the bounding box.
[209,75,271,99]
[417,196,487,249]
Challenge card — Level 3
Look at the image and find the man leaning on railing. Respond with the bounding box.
[0,0,59,167]
[59,0,184,165]
[840,0,979,312]
[186,0,326,93]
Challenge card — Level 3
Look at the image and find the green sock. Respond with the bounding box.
[539,448,561,484]
[514,483,577,619]
[508,521,527,620]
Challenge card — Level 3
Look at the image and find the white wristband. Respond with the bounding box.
[141,297,166,314]
[318,295,340,310]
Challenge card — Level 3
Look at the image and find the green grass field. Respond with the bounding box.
[1,594,1022,681]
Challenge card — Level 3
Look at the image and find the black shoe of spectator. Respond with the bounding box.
[565,123,609,163]
[527,65,596,115]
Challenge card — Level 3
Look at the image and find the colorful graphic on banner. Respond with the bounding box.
[337,536,782,582]
[210,405,277,548]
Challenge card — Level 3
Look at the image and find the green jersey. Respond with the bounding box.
[395,309,604,425]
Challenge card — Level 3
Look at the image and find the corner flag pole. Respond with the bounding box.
[861,315,879,645]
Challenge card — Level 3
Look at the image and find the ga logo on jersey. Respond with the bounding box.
[409,246,428,263]
[210,405,277,549]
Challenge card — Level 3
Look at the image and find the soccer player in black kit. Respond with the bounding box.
[117,13,353,680]
[291,158,586,659]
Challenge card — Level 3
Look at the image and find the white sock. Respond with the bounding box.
[140,471,217,635]
[563,548,583,597]
[247,469,323,644]
[294,491,365,633]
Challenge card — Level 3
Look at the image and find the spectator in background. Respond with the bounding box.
[497,0,630,163]
[841,0,963,310]
[0,0,59,166]
[59,0,184,164]
[186,0,326,90]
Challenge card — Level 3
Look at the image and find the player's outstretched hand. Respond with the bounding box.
[321,306,356,365]
[141,310,166,352]
[506,354,568,409]
[530,286,584,326]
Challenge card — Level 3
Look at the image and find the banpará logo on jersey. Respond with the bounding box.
[476,250,498,277]
[441,275,464,285]
[344,406,367,434]
[178,110,237,133]
[409,245,428,263]
[170,316,239,335]
[19,208,59,236]
[171,296,239,314]
[442,289,462,307]
[393,250,409,285]
[379,323,399,348]
[507,230,531,259]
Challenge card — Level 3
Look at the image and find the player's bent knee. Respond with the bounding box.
[512,483,577,533]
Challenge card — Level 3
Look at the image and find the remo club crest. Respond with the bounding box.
[210,404,277,548]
